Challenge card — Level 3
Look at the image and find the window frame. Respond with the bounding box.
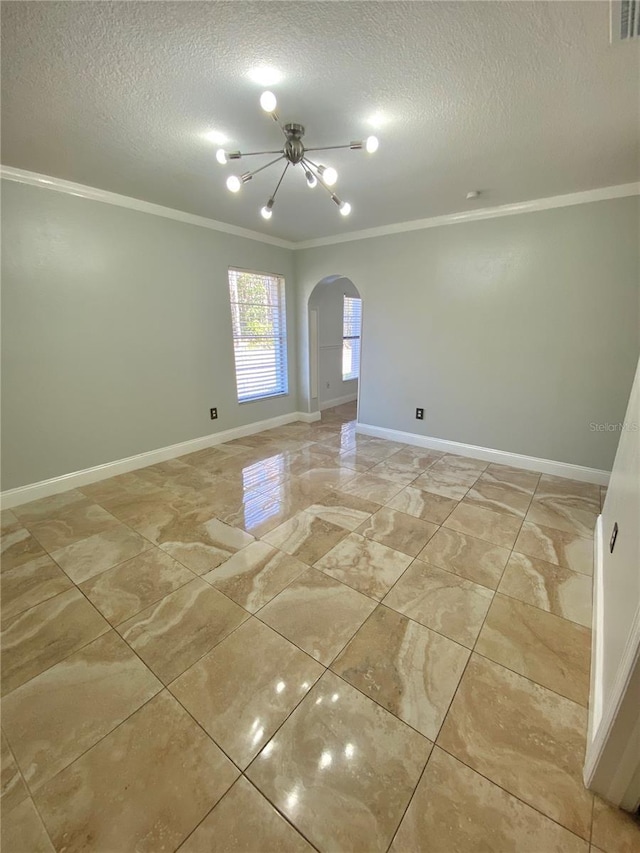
[342,294,362,382]
[228,267,289,404]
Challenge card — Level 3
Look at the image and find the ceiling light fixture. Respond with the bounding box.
[247,66,283,87]
[215,91,379,221]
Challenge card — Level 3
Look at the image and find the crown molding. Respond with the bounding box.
[2,165,638,251]
[294,182,640,250]
[0,165,297,250]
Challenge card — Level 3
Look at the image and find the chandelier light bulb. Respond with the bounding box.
[322,166,338,186]
[305,169,317,188]
[260,91,277,113]
[365,135,379,153]
[216,149,228,165]
[226,175,242,193]
[340,201,352,216]
[260,198,275,219]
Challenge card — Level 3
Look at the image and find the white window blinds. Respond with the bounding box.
[228,268,288,403]
[342,295,362,381]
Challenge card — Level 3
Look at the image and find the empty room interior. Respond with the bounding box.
[2,2,640,851]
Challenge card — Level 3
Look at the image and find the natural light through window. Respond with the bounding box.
[342,295,362,381]
[228,268,288,403]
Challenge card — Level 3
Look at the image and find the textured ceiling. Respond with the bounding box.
[2,1,639,242]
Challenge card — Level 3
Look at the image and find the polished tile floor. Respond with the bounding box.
[2,402,639,852]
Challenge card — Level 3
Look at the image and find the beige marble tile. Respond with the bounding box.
[2,631,161,790]
[526,495,598,538]
[355,507,438,557]
[294,466,358,493]
[591,795,640,853]
[203,541,306,613]
[412,468,475,500]
[12,490,89,523]
[26,504,121,551]
[79,471,160,503]
[1,555,73,620]
[315,532,413,600]
[213,483,308,539]
[257,567,376,665]
[0,509,19,532]
[49,524,153,583]
[80,548,195,625]
[1,526,46,571]
[1,796,55,853]
[178,776,313,852]
[514,521,593,575]
[34,690,238,853]
[367,458,421,486]
[476,594,591,705]
[304,489,378,530]
[499,552,592,627]
[437,654,592,839]
[1,730,28,813]
[1,588,109,696]
[85,483,173,522]
[333,605,469,740]
[536,474,601,507]
[118,578,248,683]
[170,618,322,768]
[247,670,431,853]
[262,511,348,565]
[433,454,488,477]
[384,561,493,648]
[342,472,405,504]
[418,527,510,589]
[386,447,444,470]
[386,486,458,524]
[483,462,541,492]
[444,502,522,548]
[337,450,379,472]
[464,477,532,517]
[157,513,255,575]
[114,491,212,540]
[390,747,588,853]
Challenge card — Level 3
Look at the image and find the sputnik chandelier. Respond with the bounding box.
[215,90,379,220]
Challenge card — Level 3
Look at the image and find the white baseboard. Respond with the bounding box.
[319,393,358,411]
[296,411,322,424]
[1,411,318,509]
[356,422,611,485]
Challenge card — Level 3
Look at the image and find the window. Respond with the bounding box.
[342,295,362,381]
[228,268,288,403]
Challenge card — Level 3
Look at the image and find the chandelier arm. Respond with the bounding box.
[303,144,354,153]
[271,161,290,201]
[236,149,285,157]
[244,155,286,179]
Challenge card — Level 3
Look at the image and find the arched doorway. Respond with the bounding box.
[308,275,362,422]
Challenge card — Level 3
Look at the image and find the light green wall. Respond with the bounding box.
[296,197,640,470]
[1,181,298,489]
[3,183,638,490]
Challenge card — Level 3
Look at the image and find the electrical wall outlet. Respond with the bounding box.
[416,408,424,420]
[210,407,218,420]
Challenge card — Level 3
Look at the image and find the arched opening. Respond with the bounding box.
[308,275,362,423]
